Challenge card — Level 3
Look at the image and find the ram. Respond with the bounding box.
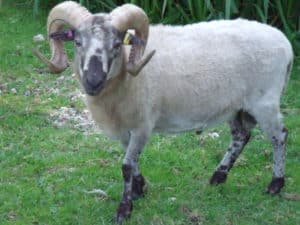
[35,1,293,223]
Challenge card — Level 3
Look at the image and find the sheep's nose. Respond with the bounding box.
[84,56,106,88]
[86,72,103,88]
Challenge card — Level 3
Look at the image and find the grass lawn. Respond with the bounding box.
[0,5,299,225]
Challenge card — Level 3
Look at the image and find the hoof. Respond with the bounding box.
[115,201,133,224]
[266,177,285,195]
[132,175,147,200]
[210,171,227,185]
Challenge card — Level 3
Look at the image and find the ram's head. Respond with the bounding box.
[34,1,155,96]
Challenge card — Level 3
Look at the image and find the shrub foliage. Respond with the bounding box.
[8,0,300,54]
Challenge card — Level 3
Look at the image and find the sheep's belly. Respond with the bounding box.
[153,110,235,134]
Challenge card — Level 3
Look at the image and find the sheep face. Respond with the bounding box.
[74,16,125,96]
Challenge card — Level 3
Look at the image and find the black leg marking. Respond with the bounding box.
[210,111,254,186]
[116,201,133,224]
[210,165,228,185]
[115,164,133,223]
[122,164,132,182]
[267,177,285,195]
[132,174,147,200]
[266,127,288,195]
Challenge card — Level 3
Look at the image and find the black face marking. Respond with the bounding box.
[113,40,122,49]
[74,15,126,96]
[82,55,107,96]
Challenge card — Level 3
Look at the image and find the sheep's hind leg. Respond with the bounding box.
[249,102,287,194]
[210,111,255,185]
[266,127,287,194]
[115,130,149,223]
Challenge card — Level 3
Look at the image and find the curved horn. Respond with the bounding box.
[33,1,92,73]
[110,4,155,76]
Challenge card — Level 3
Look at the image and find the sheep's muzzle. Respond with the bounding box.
[82,55,107,96]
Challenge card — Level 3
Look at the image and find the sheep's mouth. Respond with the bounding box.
[82,56,107,96]
[83,74,107,96]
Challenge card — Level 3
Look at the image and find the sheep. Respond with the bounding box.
[34,1,294,223]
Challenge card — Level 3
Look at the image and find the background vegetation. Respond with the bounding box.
[9,0,300,55]
[0,1,299,224]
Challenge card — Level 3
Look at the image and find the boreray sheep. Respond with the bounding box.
[34,1,293,223]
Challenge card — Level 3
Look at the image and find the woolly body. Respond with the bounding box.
[85,19,293,141]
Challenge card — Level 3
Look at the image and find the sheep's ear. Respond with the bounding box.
[49,29,75,41]
[123,32,132,45]
[117,32,155,76]
[122,32,144,46]
[126,49,156,76]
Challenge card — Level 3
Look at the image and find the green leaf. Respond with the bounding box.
[254,4,266,23]
[225,0,232,19]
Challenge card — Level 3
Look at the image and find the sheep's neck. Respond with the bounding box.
[84,59,138,138]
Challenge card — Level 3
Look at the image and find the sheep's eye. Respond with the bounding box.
[75,39,82,47]
[113,41,121,49]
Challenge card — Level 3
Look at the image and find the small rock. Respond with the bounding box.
[24,90,31,96]
[49,88,59,94]
[57,75,65,82]
[281,192,300,201]
[0,83,8,93]
[169,197,176,202]
[7,211,18,220]
[208,132,219,139]
[69,91,84,101]
[84,189,108,199]
[50,106,97,132]
[33,34,45,42]
[11,88,17,94]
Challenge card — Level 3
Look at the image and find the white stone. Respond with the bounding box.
[208,132,219,139]
[11,88,17,94]
[33,34,45,42]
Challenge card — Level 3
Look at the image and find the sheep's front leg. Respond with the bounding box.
[121,134,147,200]
[115,130,149,223]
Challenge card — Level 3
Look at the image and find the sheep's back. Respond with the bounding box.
[140,19,293,133]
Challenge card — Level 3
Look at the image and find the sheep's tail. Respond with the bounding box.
[281,38,294,94]
[282,58,293,93]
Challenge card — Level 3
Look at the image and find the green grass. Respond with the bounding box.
[1,4,300,225]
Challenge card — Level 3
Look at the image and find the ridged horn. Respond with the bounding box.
[110,4,155,76]
[33,1,92,73]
